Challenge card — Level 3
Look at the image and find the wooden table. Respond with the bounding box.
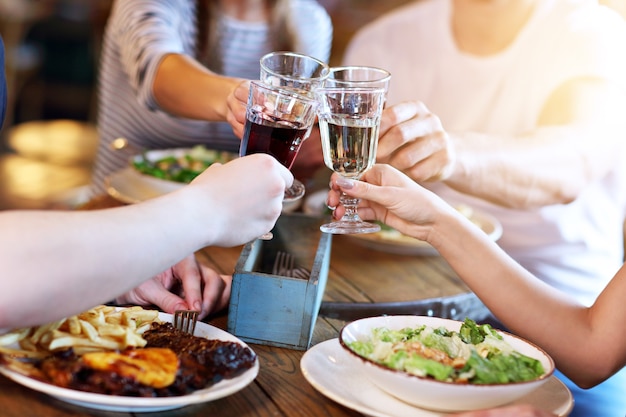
[0,196,491,417]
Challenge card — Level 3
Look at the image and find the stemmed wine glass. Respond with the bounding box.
[259,51,330,199]
[240,81,319,238]
[316,66,390,234]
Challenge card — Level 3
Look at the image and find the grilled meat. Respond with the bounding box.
[28,322,256,397]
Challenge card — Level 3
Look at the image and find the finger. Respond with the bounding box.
[378,101,429,159]
[136,278,188,314]
[199,270,228,318]
[174,255,204,312]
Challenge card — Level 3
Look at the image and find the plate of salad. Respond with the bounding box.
[339,315,554,412]
[105,146,237,204]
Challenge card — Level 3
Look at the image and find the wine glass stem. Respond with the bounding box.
[339,192,361,222]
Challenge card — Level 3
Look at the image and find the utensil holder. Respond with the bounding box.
[228,215,332,350]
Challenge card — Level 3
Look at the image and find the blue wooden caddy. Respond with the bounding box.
[228,215,332,350]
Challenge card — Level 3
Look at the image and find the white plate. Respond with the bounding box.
[105,167,182,204]
[301,339,573,417]
[0,313,259,412]
[346,207,503,256]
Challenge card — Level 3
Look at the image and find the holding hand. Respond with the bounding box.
[327,164,456,242]
[225,79,250,139]
[115,254,231,319]
[186,153,293,247]
[377,101,456,182]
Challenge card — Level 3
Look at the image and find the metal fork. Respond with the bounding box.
[272,251,311,278]
[272,251,295,276]
[173,310,199,335]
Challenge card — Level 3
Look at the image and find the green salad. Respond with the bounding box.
[347,318,545,385]
[132,145,235,183]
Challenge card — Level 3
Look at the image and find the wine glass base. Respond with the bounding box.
[284,179,305,203]
[320,220,381,235]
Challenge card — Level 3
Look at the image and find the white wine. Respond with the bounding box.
[319,115,380,179]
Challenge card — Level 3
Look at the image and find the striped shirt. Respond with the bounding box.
[91,0,332,193]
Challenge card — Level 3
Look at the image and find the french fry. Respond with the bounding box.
[0,328,31,346]
[0,306,162,357]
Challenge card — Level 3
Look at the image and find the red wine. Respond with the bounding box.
[241,119,308,169]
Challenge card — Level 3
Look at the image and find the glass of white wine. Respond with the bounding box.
[316,73,389,234]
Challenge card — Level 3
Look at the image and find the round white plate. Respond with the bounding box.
[0,313,259,412]
[300,339,573,417]
[345,208,503,256]
[104,167,181,204]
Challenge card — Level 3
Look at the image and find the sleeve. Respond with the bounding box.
[106,0,193,111]
[289,0,333,63]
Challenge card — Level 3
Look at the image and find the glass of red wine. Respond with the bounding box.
[259,52,330,197]
[240,80,319,203]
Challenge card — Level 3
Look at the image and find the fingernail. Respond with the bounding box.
[336,177,355,189]
[194,301,202,311]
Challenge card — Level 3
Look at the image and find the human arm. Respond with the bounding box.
[114,254,231,320]
[153,53,244,121]
[377,78,626,209]
[0,154,292,329]
[329,164,626,388]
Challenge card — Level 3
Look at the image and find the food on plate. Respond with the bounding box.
[346,318,545,385]
[0,305,160,356]
[132,145,236,183]
[0,307,257,397]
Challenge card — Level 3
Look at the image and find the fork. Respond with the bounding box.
[173,310,199,335]
[272,251,295,276]
[272,251,311,278]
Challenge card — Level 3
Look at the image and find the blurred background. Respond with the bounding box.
[1,0,623,211]
[0,0,413,210]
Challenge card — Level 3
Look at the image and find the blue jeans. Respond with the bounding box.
[555,367,626,417]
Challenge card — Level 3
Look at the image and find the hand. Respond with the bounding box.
[226,79,250,139]
[448,404,557,417]
[377,101,456,182]
[187,153,294,246]
[327,164,453,241]
[115,254,231,319]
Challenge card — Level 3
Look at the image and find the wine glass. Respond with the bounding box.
[316,66,390,234]
[325,65,391,92]
[259,51,330,94]
[240,80,319,196]
[259,51,330,197]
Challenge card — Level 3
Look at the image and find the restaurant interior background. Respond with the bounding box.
[0,0,414,211]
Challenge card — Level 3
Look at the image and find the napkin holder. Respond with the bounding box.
[228,215,332,350]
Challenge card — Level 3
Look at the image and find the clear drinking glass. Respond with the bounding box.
[316,66,390,234]
[260,51,330,94]
[325,66,391,92]
[240,80,319,198]
[259,51,330,198]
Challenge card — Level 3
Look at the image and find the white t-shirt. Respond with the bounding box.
[344,0,626,305]
[91,0,333,193]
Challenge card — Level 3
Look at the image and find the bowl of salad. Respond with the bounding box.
[339,315,554,412]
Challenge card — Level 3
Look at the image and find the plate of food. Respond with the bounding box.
[301,338,572,417]
[0,305,258,412]
[105,146,238,204]
[346,204,503,256]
